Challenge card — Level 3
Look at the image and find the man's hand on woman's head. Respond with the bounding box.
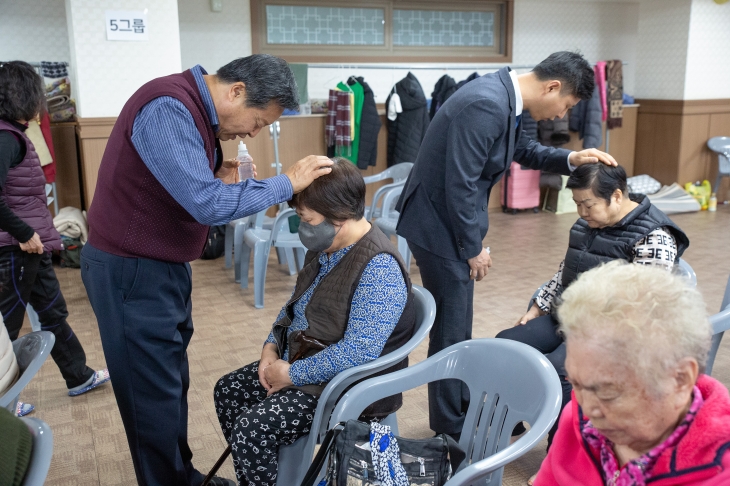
[569,149,618,167]
[285,155,334,193]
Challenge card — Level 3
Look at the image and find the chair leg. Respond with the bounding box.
[27,304,41,332]
[238,243,252,288]
[284,248,297,276]
[276,247,288,265]
[224,228,233,269]
[234,225,246,280]
[715,174,723,196]
[254,242,270,308]
[202,445,232,486]
[294,248,305,272]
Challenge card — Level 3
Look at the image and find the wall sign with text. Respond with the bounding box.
[105,10,148,41]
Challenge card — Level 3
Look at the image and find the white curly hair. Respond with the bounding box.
[557,260,711,390]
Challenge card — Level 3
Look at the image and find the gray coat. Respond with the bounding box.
[396,68,572,261]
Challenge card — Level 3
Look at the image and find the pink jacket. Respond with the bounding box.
[535,375,730,486]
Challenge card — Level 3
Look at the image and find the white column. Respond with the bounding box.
[684,0,730,100]
[65,0,182,118]
[634,0,692,100]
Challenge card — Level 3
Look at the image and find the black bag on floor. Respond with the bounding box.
[201,225,226,260]
[301,420,466,486]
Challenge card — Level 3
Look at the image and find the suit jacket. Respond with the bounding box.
[396,68,572,261]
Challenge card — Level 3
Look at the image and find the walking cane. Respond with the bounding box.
[201,444,232,486]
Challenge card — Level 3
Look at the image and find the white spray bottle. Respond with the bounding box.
[237,141,254,180]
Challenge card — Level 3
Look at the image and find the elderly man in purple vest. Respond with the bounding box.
[81,55,332,486]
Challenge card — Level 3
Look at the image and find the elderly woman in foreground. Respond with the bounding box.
[535,262,730,486]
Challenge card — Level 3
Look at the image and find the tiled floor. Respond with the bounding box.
[17,205,730,486]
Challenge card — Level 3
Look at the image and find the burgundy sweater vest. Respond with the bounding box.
[87,70,217,263]
[0,120,62,252]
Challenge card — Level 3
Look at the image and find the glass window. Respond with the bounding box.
[265,5,385,45]
[392,10,494,47]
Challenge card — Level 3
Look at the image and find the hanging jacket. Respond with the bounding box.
[429,74,457,119]
[521,110,538,141]
[538,114,571,147]
[456,72,480,90]
[385,72,430,167]
[535,375,730,486]
[349,76,381,169]
[569,85,603,149]
[561,194,689,290]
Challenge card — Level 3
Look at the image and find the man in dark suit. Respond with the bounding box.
[396,51,617,438]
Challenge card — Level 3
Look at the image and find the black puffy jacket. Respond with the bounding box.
[386,72,430,167]
[349,76,381,169]
[561,195,689,290]
[429,74,457,119]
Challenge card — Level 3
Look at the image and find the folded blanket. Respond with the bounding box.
[53,206,88,244]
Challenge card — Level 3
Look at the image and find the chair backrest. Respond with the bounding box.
[0,331,55,411]
[362,162,414,185]
[706,273,730,376]
[673,258,697,288]
[364,163,414,222]
[330,339,562,486]
[708,137,730,174]
[270,208,297,245]
[20,417,53,486]
[250,208,269,230]
[283,285,435,484]
[379,185,404,219]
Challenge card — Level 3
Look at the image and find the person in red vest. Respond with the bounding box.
[535,261,730,486]
[81,55,332,486]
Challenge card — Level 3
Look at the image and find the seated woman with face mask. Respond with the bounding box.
[214,158,415,486]
[496,164,690,465]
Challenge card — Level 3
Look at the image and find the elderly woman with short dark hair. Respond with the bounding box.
[214,158,416,486]
[535,262,730,485]
[497,164,689,455]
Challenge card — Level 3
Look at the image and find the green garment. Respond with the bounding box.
[0,407,32,486]
[289,63,308,104]
[336,80,364,165]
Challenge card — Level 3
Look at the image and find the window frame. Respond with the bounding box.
[250,0,513,63]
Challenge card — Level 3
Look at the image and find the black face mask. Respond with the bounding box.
[298,219,338,252]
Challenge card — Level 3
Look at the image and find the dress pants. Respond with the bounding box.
[409,242,473,436]
[81,243,205,486]
[495,314,571,447]
[0,248,93,388]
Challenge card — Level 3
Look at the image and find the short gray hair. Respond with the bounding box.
[557,261,711,385]
[217,54,299,111]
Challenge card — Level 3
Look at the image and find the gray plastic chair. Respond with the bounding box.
[363,162,413,222]
[373,186,411,272]
[20,416,54,486]
[707,137,730,195]
[0,331,55,412]
[330,338,563,486]
[225,213,286,270]
[705,273,730,376]
[274,284,436,486]
[239,208,305,308]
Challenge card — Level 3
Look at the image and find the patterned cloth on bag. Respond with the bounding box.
[606,60,624,129]
[369,422,409,486]
[581,386,703,485]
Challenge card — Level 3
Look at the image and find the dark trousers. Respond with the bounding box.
[495,314,571,446]
[81,243,204,486]
[0,248,93,388]
[215,361,318,486]
[409,242,473,436]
